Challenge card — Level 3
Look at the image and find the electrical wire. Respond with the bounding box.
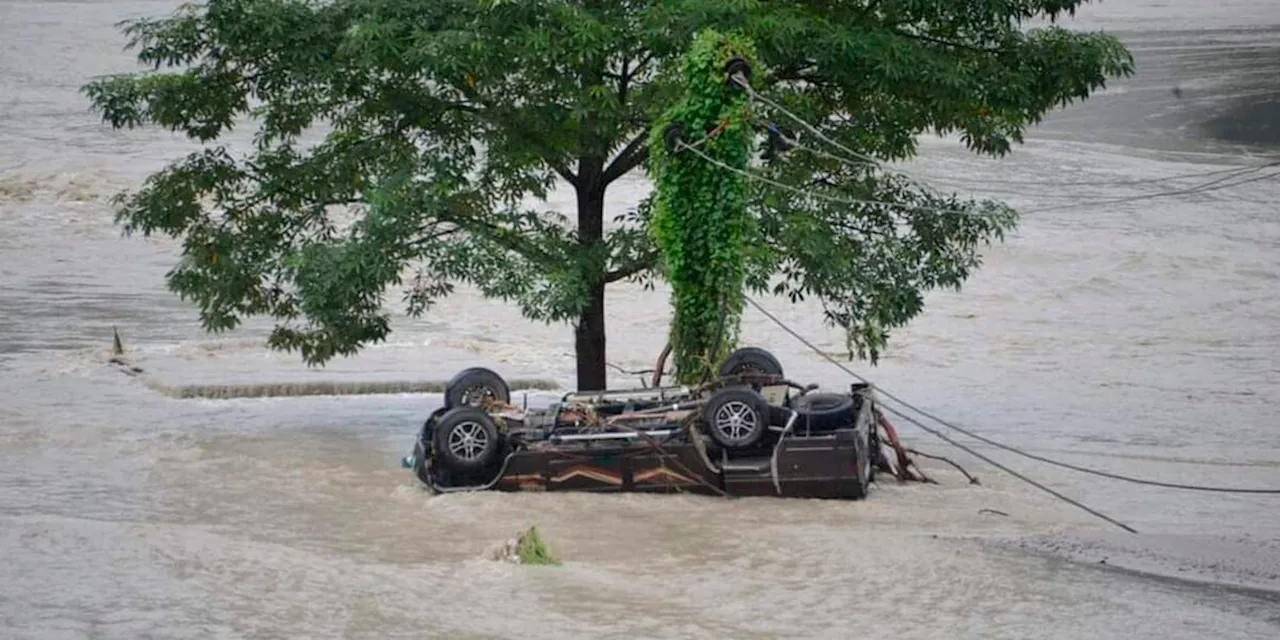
[740,296,1280,495]
[752,115,949,198]
[878,404,1139,533]
[675,97,1278,220]
[679,137,1278,220]
[731,72,1280,208]
[686,69,1280,502]
[730,72,932,188]
[763,117,1280,202]
[1020,167,1280,214]
[920,160,1280,191]
[676,140,1014,220]
[737,296,1139,532]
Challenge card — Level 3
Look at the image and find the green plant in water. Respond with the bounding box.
[648,30,757,384]
[516,526,560,566]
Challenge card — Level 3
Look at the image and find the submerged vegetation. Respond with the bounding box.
[516,526,561,566]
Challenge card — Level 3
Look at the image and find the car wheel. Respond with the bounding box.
[444,367,511,409]
[702,387,770,450]
[717,346,784,378]
[432,407,502,473]
[791,392,857,431]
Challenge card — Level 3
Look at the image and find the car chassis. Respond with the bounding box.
[405,347,886,500]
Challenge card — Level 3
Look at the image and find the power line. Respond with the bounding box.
[761,117,1280,205]
[740,295,1280,496]
[877,404,1138,533]
[732,73,1280,209]
[738,295,1138,532]
[751,115,952,198]
[770,125,1280,201]
[675,140,1013,220]
[679,137,1277,220]
[1020,167,1280,214]
[730,72,933,188]
[697,71,1280,499]
[920,160,1280,191]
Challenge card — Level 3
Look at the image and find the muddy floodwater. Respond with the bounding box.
[2,1,1280,638]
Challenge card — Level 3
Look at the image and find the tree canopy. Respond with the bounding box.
[84,0,1133,390]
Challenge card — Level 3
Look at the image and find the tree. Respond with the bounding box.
[84,0,1133,391]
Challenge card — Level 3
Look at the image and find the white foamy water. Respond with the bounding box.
[2,1,1279,638]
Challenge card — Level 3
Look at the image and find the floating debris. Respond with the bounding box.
[517,526,560,565]
[489,526,561,566]
[106,327,145,376]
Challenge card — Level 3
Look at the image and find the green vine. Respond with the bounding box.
[647,30,757,384]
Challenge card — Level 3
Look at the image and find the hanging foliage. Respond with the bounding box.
[647,30,757,384]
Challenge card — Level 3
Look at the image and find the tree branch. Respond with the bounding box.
[628,52,656,80]
[891,30,1005,55]
[453,83,580,187]
[408,225,463,250]
[601,130,649,184]
[856,0,884,22]
[444,213,561,267]
[604,250,657,283]
[616,54,633,108]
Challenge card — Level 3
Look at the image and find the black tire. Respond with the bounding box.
[432,406,502,473]
[444,367,510,409]
[420,406,449,447]
[792,392,857,431]
[701,387,770,450]
[718,346,784,378]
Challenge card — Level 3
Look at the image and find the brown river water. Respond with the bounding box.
[2,1,1280,638]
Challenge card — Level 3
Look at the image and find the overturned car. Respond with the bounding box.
[404,347,886,500]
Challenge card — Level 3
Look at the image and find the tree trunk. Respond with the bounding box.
[574,175,608,391]
[574,279,607,391]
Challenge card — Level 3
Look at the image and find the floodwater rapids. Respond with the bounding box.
[2,1,1279,637]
